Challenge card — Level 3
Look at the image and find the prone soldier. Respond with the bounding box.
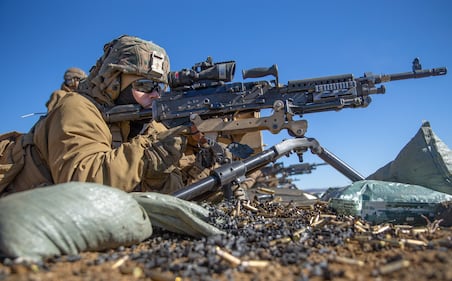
[1,35,188,196]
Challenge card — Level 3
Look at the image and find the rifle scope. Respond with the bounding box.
[168,57,236,88]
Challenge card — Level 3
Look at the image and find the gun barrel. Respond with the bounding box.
[364,67,447,84]
[172,176,218,200]
[173,138,321,200]
[173,137,367,200]
[173,149,277,200]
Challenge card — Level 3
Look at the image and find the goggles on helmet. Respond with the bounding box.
[131,79,165,94]
[65,77,83,88]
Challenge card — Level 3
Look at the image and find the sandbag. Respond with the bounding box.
[0,182,152,262]
[367,121,452,194]
[326,180,452,225]
[131,192,224,238]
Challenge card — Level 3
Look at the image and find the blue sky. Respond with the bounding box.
[0,0,450,190]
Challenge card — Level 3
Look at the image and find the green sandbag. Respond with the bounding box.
[367,121,452,194]
[0,182,152,262]
[327,180,452,225]
[131,192,225,238]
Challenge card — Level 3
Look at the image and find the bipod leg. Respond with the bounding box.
[305,138,365,182]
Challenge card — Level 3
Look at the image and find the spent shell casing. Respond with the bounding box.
[257,187,276,194]
[401,239,428,247]
[331,255,364,267]
[215,246,241,267]
[241,260,270,267]
[377,260,410,275]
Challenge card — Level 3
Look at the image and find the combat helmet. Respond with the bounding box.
[79,35,170,106]
[63,67,87,90]
[64,67,87,81]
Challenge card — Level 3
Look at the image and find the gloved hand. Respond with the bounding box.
[130,192,225,238]
[144,126,188,178]
[187,124,207,146]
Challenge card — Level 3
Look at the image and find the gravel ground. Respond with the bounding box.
[1,192,451,281]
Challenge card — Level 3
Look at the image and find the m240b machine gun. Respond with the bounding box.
[102,57,447,200]
[257,162,326,189]
[105,57,446,137]
[262,162,327,177]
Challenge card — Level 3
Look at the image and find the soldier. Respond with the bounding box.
[1,35,187,196]
[46,67,87,111]
[62,67,87,92]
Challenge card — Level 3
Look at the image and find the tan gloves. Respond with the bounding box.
[144,135,186,174]
[142,125,188,188]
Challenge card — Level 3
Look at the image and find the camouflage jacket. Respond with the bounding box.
[5,92,182,195]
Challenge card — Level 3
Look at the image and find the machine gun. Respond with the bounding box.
[256,174,300,189]
[105,57,446,135]
[260,162,285,177]
[105,57,446,140]
[284,162,327,176]
[257,162,326,188]
[262,162,327,177]
[102,57,447,200]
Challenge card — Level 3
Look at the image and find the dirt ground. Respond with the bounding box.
[1,190,451,281]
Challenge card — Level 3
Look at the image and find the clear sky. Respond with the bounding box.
[0,0,450,190]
